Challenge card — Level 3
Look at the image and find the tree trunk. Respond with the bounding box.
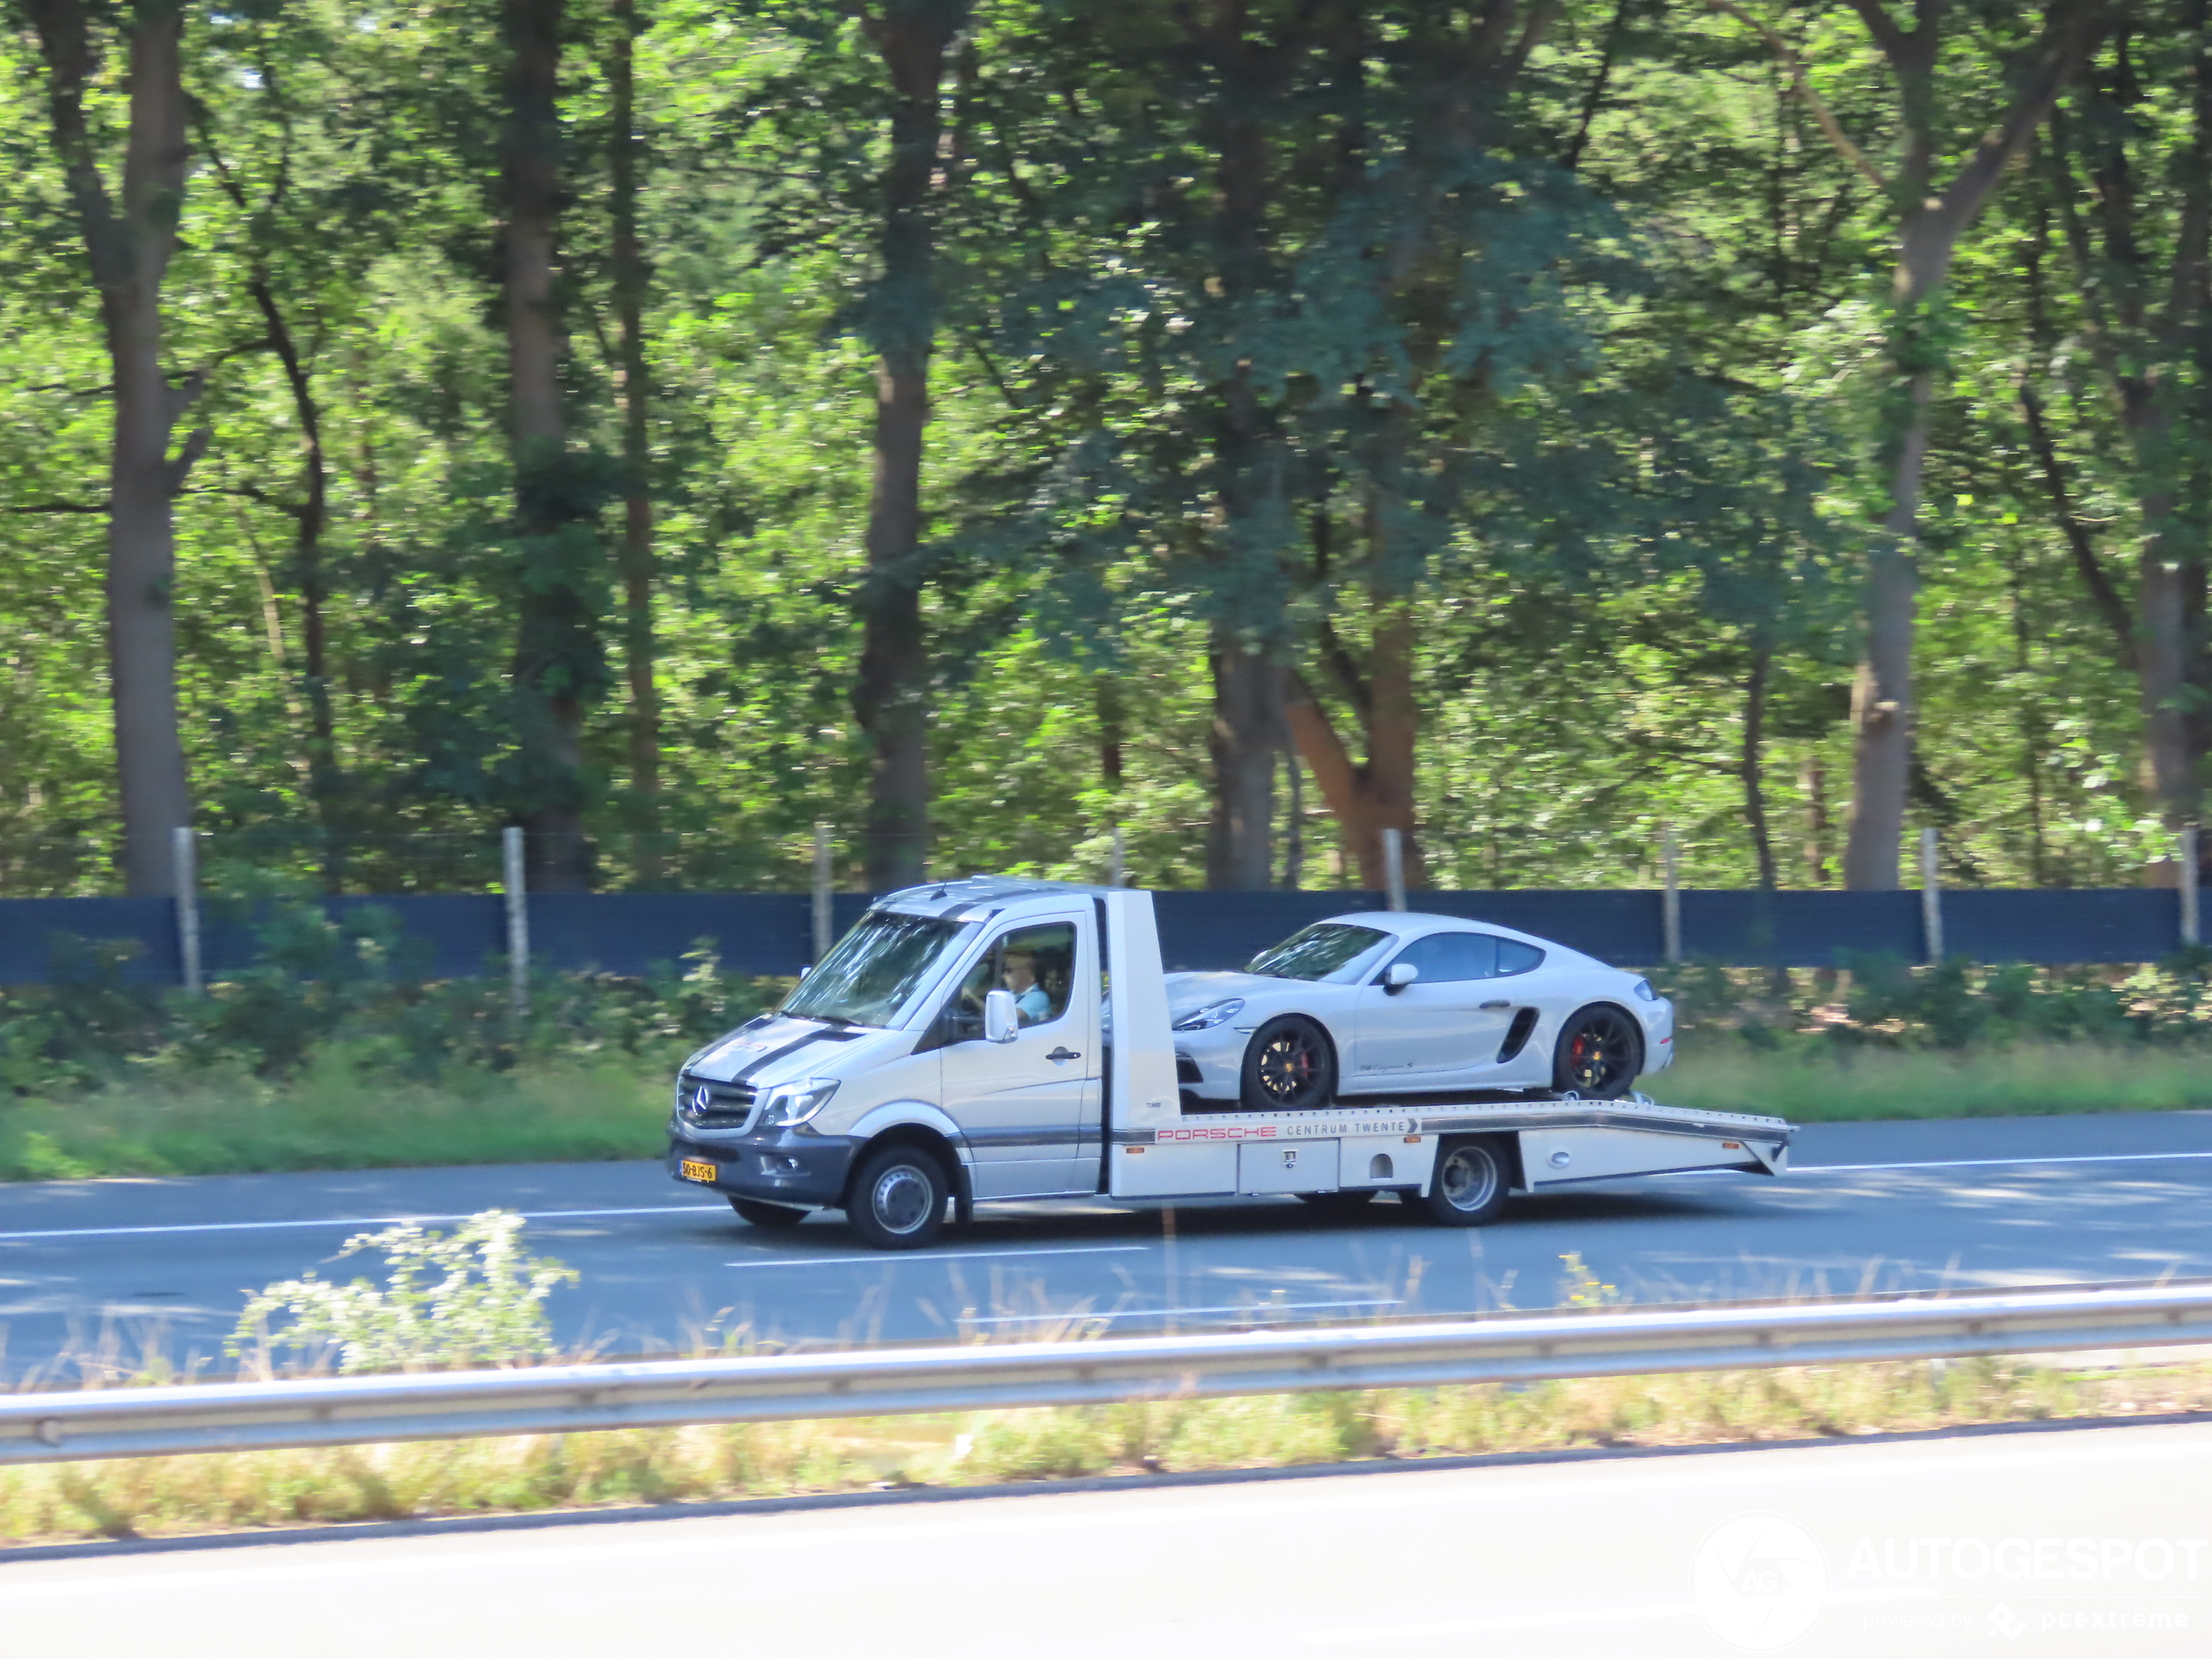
[25,0,200,896]
[1743,644,1777,889]
[1283,607,1425,891]
[853,3,962,893]
[502,0,593,892]
[1840,370,1928,890]
[1206,643,1278,889]
[610,0,660,882]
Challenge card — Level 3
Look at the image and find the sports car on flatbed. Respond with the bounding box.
[1166,912,1673,1110]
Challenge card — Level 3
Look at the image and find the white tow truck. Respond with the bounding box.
[665,878,1795,1248]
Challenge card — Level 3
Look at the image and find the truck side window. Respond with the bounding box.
[944,921,1077,1038]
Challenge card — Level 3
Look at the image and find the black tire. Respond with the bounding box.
[846,1143,951,1250]
[730,1197,807,1229]
[1295,1189,1377,1213]
[1550,1003,1645,1098]
[1239,1015,1338,1111]
[1415,1136,1510,1226]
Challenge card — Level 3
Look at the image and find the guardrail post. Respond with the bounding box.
[171,826,202,995]
[2182,825,2201,948]
[811,821,833,966]
[1382,826,1406,912]
[502,826,529,1021]
[1660,828,1682,965]
[1919,826,1945,963]
[1109,826,1126,889]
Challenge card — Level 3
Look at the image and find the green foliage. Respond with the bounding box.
[229,1211,579,1374]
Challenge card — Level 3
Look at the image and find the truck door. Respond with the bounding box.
[934,914,1099,1199]
[1352,930,1517,1083]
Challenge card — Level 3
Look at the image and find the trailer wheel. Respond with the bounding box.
[846,1143,951,1250]
[1416,1137,1509,1226]
[1551,1004,1644,1098]
[730,1197,807,1229]
[1239,1015,1337,1110]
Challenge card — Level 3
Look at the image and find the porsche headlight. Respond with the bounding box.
[1633,979,1658,1002]
[757,1078,840,1126]
[1172,998,1245,1032]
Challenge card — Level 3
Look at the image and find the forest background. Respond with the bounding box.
[1,0,2205,907]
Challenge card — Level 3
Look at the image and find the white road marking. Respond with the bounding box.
[723,1244,1148,1268]
[0,1204,727,1244]
[1793,1150,2212,1174]
[961,1297,1405,1325]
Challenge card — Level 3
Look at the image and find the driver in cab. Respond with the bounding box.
[1002,948,1052,1025]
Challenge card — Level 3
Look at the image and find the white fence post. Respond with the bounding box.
[1109,826,1126,889]
[171,826,202,995]
[1382,827,1406,912]
[811,822,833,966]
[1660,828,1682,965]
[502,826,529,1021]
[2182,825,2201,948]
[1919,826,1945,963]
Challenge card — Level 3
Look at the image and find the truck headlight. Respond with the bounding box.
[1172,998,1245,1032]
[757,1078,839,1126]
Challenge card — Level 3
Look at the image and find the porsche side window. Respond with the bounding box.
[1386,931,1499,983]
[1496,938,1546,975]
[944,922,1077,1038]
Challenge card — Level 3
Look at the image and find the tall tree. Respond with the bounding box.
[501,0,604,890]
[22,0,203,894]
[2039,2,2211,842]
[1710,0,2105,887]
[852,0,970,891]
[609,0,660,876]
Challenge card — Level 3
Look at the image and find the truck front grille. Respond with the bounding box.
[676,1074,758,1130]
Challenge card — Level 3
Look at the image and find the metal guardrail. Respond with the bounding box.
[3,1280,2209,1467]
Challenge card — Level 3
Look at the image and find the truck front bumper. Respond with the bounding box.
[666,1123,858,1210]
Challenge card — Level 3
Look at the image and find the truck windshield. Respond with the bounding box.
[783,912,969,1028]
[1245,922,1391,982]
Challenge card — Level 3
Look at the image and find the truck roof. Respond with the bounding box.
[874,874,1120,919]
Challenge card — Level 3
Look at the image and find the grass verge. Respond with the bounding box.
[1664,1042,2212,1122]
[0,1054,672,1181]
[4,1038,2209,1185]
[5,1354,2209,1546]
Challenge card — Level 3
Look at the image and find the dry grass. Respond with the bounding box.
[6,1353,2208,1548]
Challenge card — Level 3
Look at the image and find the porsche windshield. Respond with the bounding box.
[782,911,969,1028]
[1245,922,1391,982]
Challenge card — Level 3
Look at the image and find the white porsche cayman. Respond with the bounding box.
[1165,912,1674,1110]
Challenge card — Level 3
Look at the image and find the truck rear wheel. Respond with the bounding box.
[730,1197,807,1229]
[1415,1136,1509,1226]
[846,1143,951,1250]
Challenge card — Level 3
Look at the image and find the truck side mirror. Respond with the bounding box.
[983,988,1020,1043]
[1385,961,1420,995]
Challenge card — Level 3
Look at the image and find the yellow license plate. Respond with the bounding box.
[678,1158,718,1184]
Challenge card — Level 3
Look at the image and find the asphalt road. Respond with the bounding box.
[3,1111,2210,1374]
[3,1419,2205,1654]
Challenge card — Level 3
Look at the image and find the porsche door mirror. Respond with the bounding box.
[1385,961,1420,995]
[983,988,1020,1043]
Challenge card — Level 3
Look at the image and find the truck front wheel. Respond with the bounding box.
[846,1143,952,1250]
[1416,1137,1510,1226]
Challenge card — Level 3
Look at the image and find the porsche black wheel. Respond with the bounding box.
[1550,1004,1645,1098]
[1239,1015,1337,1111]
